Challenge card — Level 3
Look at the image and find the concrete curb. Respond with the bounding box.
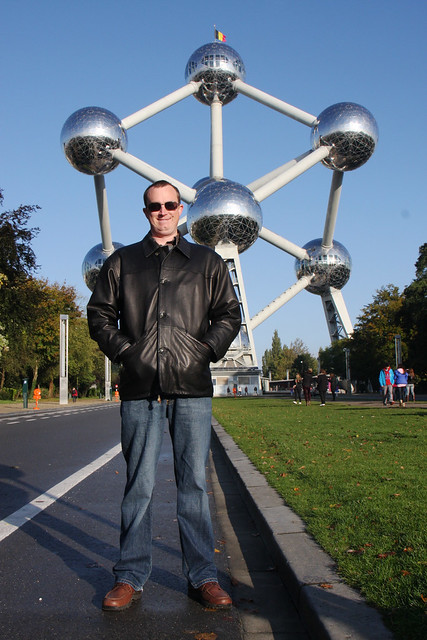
[211,417,394,640]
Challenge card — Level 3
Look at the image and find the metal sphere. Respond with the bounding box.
[311,102,378,171]
[61,107,127,175]
[185,42,246,105]
[191,176,216,190]
[295,238,352,295]
[187,179,262,253]
[82,242,124,292]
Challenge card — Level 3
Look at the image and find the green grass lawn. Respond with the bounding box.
[212,397,427,640]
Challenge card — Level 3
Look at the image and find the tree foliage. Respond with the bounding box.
[68,317,105,395]
[262,330,316,378]
[399,243,427,376]
[0,189,40,284]
[319,245,427,389]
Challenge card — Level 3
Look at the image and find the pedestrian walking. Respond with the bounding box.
[394,364,408,407]
[302,368,313,405]
[379,365,395,406]
[329,373,338,401]
[317,369,328,406]
[293,373,302,404]
[406,368,416,402]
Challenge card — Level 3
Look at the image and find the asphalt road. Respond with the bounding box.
[0,404,308,640]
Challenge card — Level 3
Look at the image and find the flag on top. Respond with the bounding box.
[215,28,226,42]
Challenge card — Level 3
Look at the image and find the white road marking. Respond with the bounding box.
[0,443,121,542]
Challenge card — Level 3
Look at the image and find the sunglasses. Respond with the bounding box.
[146,201,180,213]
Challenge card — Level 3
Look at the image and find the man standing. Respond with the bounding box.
[379,364,395,406]
[316,369,328,406]
[87,180,241,612]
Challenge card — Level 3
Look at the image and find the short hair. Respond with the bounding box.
[143,180,181,206]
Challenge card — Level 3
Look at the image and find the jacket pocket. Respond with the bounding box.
[161,327,212,394]
[120,327,157,381]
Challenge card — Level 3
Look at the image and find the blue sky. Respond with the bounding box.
[2,0,426,364]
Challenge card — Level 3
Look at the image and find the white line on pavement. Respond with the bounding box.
[0,443,121,542]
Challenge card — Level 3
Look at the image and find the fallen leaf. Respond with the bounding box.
[195,634,218,640]
[320,583,333,589]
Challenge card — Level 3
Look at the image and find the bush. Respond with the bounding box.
[0,387,18,401]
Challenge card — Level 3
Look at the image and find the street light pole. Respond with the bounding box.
[343,347,351,395]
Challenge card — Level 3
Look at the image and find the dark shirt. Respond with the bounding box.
[302,372,313,387]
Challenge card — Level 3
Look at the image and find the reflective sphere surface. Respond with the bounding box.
[188,179,262,253]
[295,238,352,295]
[82,242,124,291]
[61,107,127,175]
[185,42,245,105]
[311,102,378,171]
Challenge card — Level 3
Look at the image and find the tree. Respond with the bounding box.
[262,331,316,379]
[24,279,81,393]
[399,244,427,381]
[318,339,350,378]
[350,285,405,385]
[0,190,41,387]
[68,317,103,395]
[319,285,405,390]
[262,329,283,378]
[0,189,40,284]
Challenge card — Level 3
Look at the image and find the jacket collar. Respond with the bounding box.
[141,232,191,259]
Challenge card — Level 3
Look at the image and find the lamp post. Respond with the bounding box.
[59,314,69,405]
[394,335,402,369]
[343,347,351,395]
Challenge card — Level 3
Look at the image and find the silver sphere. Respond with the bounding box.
[295,238,352,295]
[192,176,216,191]
[82,242,124,292]
[311,102,378,171]
[61,107,127,175]
[185,42,245,105]
[188,179,262,253]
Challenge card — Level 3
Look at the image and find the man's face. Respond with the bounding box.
[143,185,183,242]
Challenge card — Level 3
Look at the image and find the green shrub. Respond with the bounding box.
[0,387,18,401]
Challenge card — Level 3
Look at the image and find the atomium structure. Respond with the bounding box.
[61,40,378,395]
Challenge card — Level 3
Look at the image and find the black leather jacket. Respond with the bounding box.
[87,233,241,400]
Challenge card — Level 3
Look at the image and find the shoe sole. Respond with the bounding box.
[102,591,142,612]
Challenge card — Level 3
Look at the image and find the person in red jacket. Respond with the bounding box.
[379,365,394,406]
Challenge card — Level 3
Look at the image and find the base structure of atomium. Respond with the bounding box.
[61,40,378,396]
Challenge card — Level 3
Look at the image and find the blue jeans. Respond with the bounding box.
[113,397,216,590]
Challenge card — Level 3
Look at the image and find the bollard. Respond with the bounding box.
[33,386,41,410]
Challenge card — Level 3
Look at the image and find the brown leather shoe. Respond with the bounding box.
[188,581,232,609]
[102,582,142,611]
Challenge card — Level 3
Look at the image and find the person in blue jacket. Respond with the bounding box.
[394,364,408,407]
[379,365,395,406]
